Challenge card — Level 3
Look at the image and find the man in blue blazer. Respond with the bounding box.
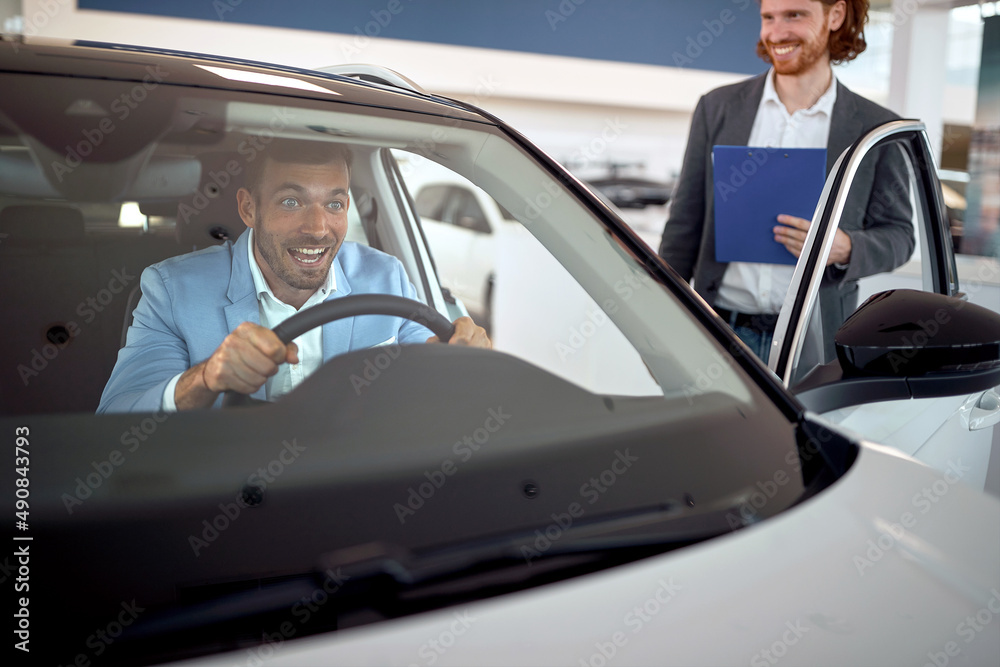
[659,0,913,362]
[99,141,489,413]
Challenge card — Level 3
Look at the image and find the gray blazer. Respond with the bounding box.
[659,73,915,360]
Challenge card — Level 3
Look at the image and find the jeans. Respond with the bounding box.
[732,323,774,362]
[718,309,777,362]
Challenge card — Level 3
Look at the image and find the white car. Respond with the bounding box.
[413,177,513,327]
[1,38,998,666]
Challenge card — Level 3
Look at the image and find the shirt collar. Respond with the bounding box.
[246,228,337,306]
[763,67,838,116]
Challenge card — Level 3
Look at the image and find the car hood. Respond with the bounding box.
[176,436,1000,666]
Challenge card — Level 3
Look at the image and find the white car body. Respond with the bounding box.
[182,442,1000,667]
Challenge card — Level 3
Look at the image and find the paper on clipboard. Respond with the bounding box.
[713,145,826,266]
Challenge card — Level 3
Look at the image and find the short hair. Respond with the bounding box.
[243,139,353,194]
[756,0,869,66]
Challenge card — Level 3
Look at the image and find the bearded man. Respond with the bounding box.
[658,0,914,362]
[99,141,490,413]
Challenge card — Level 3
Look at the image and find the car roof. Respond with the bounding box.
[0,36,489,124]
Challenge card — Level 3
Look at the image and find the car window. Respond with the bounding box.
[776,134,949,386]
[395,151,710,398]
[0,72,768,414]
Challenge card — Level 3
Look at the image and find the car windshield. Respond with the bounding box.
[0,53,823,663]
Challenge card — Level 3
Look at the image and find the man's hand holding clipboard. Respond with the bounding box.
[772,213,853,265]
[712,146,840,266]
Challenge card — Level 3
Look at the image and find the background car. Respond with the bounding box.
[404,160,519,330]
[1,37,998,667]
[587,175,674,209]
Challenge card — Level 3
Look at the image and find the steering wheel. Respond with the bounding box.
[221,294,456,407]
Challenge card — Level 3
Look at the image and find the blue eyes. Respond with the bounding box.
[279,198,345,211]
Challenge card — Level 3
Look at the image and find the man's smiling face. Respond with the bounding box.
[759,0,842,76]
[238,156,350,308]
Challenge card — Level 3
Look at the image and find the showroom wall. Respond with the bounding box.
[11,0,775,186]
[78,0,769,75]
[9,0,995,256]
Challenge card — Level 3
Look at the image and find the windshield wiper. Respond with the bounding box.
[107,503,748,665]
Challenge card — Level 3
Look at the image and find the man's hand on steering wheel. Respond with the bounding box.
[175,296,492,409]
[428,316,491,349]
[175,322,297,410]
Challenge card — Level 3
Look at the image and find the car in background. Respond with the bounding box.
[588,176,673,209]
[406,165,519,329]
[1,37,998,667]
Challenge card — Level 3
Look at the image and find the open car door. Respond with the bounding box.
[768,120,1000,493]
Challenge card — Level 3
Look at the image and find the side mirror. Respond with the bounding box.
[836,289,1000,377]
[793,289,1000,414]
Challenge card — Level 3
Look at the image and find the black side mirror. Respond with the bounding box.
[836,289,1000,377]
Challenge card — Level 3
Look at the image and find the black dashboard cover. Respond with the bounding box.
[835,289,1000,376]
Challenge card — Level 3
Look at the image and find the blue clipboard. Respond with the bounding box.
[713,145,827,265]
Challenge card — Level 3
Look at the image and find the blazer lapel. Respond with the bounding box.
[719,73,767,146]
[827,82,861,174]
[224,230,266,401]
[321,254,355,361]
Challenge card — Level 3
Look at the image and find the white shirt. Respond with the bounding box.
[714,67,837,315]
[161,229,335,410]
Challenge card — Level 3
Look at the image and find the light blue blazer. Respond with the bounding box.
[98,230,433,413]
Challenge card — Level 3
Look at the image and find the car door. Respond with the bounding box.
[769,119,1000,493]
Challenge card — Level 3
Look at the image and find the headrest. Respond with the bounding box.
[0,205,85,239]
[175,153,246,249]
